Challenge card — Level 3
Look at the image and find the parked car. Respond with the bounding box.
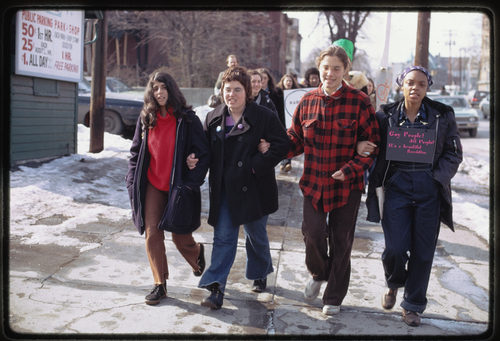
[84,76,144,95]
[479,94,490,119]
[78,78,143,135]
[467,90,489,108]
[426,90,441,98]
[434,96,479,137]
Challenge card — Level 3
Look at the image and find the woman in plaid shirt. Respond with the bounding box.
[287,45,380,315]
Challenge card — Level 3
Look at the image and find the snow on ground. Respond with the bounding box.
[9,104,491,249]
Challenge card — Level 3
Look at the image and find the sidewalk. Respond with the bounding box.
[6,153,491,339]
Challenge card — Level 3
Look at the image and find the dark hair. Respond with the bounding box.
[221,66,253,103]
[257,68,278,94]
[277,73,300,90]
[316,45,351,71]
[304,67,320,86]
[141,70,192,129]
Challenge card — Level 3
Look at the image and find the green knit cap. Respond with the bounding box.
[332,39,354,61]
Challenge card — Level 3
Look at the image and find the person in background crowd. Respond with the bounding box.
[196,66,289,310]
[290,72,304,88]
[348,71,369,94]
[440,86,449,96]
[277,73,301,91]
[367,66,462,327]
[367,77,377,110]
[393,86,403,102]
[302,67,321,88]
[258,68,286,129]
[261,45,380,316]
[209,55,240,108]
[126,70,211,306]
[276,73,301,172]
[332,39,354,84]
[248,69,278,114]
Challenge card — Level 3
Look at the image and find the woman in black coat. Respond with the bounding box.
[126,71,211,305]
[195,66,289,309]
[258,68,285,127]
[366,66,462,327]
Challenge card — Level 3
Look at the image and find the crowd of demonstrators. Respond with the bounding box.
[127,70,211,306]
[248,69,278,115]
[195,66,289,310]
[127,45,463,328]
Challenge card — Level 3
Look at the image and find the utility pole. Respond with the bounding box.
[445,30,456,86]
[414,12,430,69]
[89,12,107,153]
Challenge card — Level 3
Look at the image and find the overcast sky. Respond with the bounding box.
[285,11,485,72]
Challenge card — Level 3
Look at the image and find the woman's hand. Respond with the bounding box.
[332,170,346,181]
[356,140,377,157]
[186,153,198,170]
[258,139,270,154]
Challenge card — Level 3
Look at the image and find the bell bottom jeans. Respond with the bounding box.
[382,168,441,314]
[198,190,274,293]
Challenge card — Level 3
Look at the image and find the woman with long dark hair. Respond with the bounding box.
[257,68,285,127]
[126,70,211,305]
[276,73,301,172]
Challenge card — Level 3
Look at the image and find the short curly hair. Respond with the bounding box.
[221,66,253,103]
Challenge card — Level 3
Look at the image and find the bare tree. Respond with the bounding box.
[321,11,370,60]
[108,11,278,87]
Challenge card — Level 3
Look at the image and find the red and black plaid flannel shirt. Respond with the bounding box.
[287,82,380,212]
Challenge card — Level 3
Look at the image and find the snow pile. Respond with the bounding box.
[457,155,489,187]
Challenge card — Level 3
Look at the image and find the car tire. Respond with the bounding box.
[469,128,477,138]
[104,110,124,135]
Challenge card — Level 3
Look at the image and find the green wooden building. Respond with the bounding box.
[10,74,78,165]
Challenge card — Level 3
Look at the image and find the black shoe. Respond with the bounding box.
[201,283,224,309]
[193,243,205,277]
[252,278,267,293]
[145,282,167,305]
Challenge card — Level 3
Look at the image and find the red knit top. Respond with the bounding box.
[147,109,176,192]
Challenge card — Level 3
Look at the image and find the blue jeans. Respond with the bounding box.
[198,190,274,293]
[382,168,441,314]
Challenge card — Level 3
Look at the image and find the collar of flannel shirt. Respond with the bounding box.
[398,103,428,126]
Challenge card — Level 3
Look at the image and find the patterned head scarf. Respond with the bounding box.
[396,66,434,90]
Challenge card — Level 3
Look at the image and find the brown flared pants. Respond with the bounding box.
[301,190,362,306]
[144,181,201,285]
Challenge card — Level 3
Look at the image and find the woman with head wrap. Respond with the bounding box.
[367,66,463,327]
